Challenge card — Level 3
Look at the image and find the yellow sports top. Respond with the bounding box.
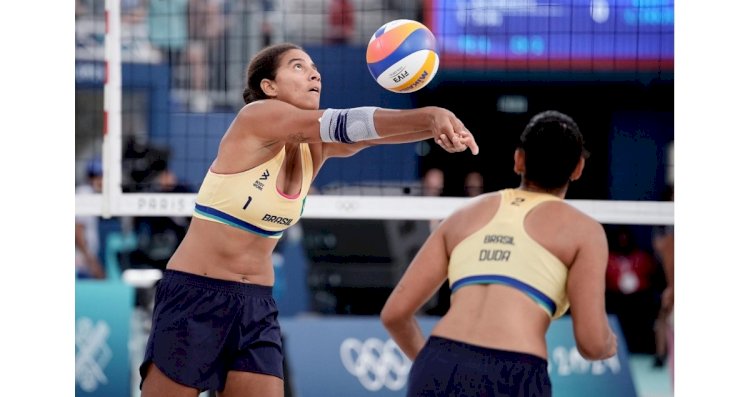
[448,189,570,319]
[193,144,313,239]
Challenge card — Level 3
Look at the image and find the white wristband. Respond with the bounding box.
[319,107,380,143]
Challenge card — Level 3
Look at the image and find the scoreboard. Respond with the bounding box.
[425,0,674,70]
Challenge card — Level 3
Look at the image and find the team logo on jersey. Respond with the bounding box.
[262,213,293,226]
[483,234,515,245]
[253,169,271,190]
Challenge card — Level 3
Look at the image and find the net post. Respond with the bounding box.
[103,0,123,218]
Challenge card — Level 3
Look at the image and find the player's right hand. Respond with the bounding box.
[429,107,479,155]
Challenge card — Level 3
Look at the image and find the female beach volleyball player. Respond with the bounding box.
[381,110,616,397]
[139,42,478,397]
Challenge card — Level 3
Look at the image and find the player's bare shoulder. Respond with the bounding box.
[451,192,499,221]
[524,199,601,249]
[545,199,605,243]
[228,101,263,136]
[526,199,605,266]
[440,192,500,245]
[235,100,271,124]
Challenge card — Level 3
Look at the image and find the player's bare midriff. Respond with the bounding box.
[431,284,552,359]
[166,217,278,286]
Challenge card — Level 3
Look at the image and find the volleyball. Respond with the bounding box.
[366,19,439,94]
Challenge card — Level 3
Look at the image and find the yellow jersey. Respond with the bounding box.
[448,189,570,319]
[193,144,313,239]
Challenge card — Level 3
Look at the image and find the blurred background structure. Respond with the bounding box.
[75,1,674,396]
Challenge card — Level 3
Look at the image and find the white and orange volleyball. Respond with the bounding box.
[366,19,439,93]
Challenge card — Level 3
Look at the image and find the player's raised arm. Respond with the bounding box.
[237,100,474,152]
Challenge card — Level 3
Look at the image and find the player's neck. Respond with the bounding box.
[517,181,568,199]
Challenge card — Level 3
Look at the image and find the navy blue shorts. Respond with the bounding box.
[139,270,283,392]
[407,336,552,397]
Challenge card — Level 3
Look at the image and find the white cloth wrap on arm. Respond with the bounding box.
[319,107,380,143]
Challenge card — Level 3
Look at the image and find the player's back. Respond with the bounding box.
[431,188,600,359]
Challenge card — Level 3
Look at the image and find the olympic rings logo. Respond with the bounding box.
[340,337,412,391]
[335,199,359,212]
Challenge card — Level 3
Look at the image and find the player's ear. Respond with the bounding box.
[570,156,585,181]
[261,78,277,98]
[513,149,525,175]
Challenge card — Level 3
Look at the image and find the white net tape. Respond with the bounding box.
[75,193,674,225]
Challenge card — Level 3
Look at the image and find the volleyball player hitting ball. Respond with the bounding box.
[139,43,478,397]
[381,111,616,397]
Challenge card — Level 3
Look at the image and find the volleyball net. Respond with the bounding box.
[75,0,674,226]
